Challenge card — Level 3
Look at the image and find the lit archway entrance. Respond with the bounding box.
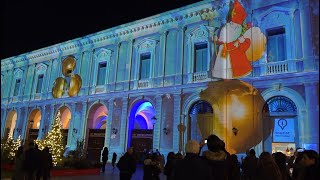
[27,109,41,143]
[86,103,108,162]
[188,100,214,143]
[263,96,298,156]
[58,106,71,147]
[4,110,18,139]
[128,101,156,153]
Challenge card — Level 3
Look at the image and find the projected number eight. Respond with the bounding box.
[52,56,82,98]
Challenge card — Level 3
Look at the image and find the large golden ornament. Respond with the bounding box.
[68,74,82,97]
[52,77,67,98]
[62,56,76,77]
[199,79,272,154]
[52,56,82,98]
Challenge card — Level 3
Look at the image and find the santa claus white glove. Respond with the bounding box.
[239,36,245,43]
[234,41,239,47]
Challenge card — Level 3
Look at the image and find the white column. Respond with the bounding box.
[153,95,163,150]
[173,94,182,152]
[119,96,129,152]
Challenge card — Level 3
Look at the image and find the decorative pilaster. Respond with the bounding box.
[304,82,319,151]
[173,94,182,152]
[119,97,129,152]
[45,60,53,98]
[38,105,46,139]
[1,108,8,138]
[159,31,167,78]
[176,27,186,84]
[80,101,88,141]
[299,0,315,70]
[153,95,163,150]
[67,103,76,147]
[105,98,114,148]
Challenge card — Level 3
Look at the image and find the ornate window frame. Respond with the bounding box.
[33,63,47,96]
[134,38,158,80]
[93,48,112,90]
[12,68,23,97]
[186,25,211,73]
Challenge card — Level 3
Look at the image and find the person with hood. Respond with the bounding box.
[174,140,212,180]
[117,147,136,180]
[202,134,230,180]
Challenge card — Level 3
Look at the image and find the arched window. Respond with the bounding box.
[189,100,213,115]
[264,96,297,113]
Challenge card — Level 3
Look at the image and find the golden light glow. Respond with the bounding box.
[200,79,272,154]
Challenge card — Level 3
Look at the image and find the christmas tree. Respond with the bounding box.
[1,133,21,161]
[35,110,65,166]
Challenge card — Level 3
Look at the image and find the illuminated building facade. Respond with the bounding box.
[1,0,319,160]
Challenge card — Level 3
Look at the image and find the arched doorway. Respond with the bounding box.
[128,101,156,154]
[4,110,17,139]
[58,106,71,147]
[188,100,214,143]
[86,103,107,163]
[263,96,298,155]
[27,109,41,143]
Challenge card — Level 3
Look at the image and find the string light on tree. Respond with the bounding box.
[35,110,65,166]
[1,134,21,160]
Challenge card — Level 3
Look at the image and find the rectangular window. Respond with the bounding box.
[36,74,43,93]
[140,53,151,79]
[97,62,107,85]
[194,43,208,72]
[267,27,286,62]
[14,79,21,96]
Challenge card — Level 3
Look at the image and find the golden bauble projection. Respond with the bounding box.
[199,79,272,154]
[68,74,82,97]
[62,56,76,77]
[52,77,67,98]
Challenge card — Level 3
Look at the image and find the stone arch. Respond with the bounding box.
[261,87,306,152]
[4,110,18,139]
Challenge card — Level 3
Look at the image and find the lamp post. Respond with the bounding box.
[177,123,186,153]
[151,116,157,150]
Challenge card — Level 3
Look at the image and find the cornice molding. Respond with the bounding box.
[1,1,212,70]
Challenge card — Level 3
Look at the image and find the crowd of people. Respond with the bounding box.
[12,141,53,180]
[115,134,319,180]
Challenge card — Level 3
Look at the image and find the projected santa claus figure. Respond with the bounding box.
[212,0,264,79]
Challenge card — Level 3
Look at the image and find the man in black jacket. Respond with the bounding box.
[117,147,136,180]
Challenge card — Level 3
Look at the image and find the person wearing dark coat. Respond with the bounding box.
[274,152,292,180]
[174,140,212,180]
[101,147,109,173]
[256,152,282,180]
[13,146,25,180]
[242,149,258,180]
[112,152,117,170]
[230,154,241,180]
[164,152,175,180]
[34,144,43,180]
[117,147,136,180]
[24,142,40,180]
[299,150,319,180]
[203,134,230,180]
[41,147,53,180]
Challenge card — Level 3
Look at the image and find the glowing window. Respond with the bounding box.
[14,79,21,96]
[267,27,286,62]
[140,53,151,79]
[97,62,107,85]
[36,74,44,93]
[194,43,208,72]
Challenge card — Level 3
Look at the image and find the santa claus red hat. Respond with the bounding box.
[230,0,247,24]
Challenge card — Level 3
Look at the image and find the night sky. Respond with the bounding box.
[0,0,201,60]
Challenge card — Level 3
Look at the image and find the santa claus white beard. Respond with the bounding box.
[212,45,233,79]
[218,22,242,43]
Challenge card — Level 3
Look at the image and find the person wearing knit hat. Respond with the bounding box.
[173,140,212,180]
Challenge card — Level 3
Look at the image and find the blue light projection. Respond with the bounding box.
[95,115,107,129]
[127,101,155,148]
